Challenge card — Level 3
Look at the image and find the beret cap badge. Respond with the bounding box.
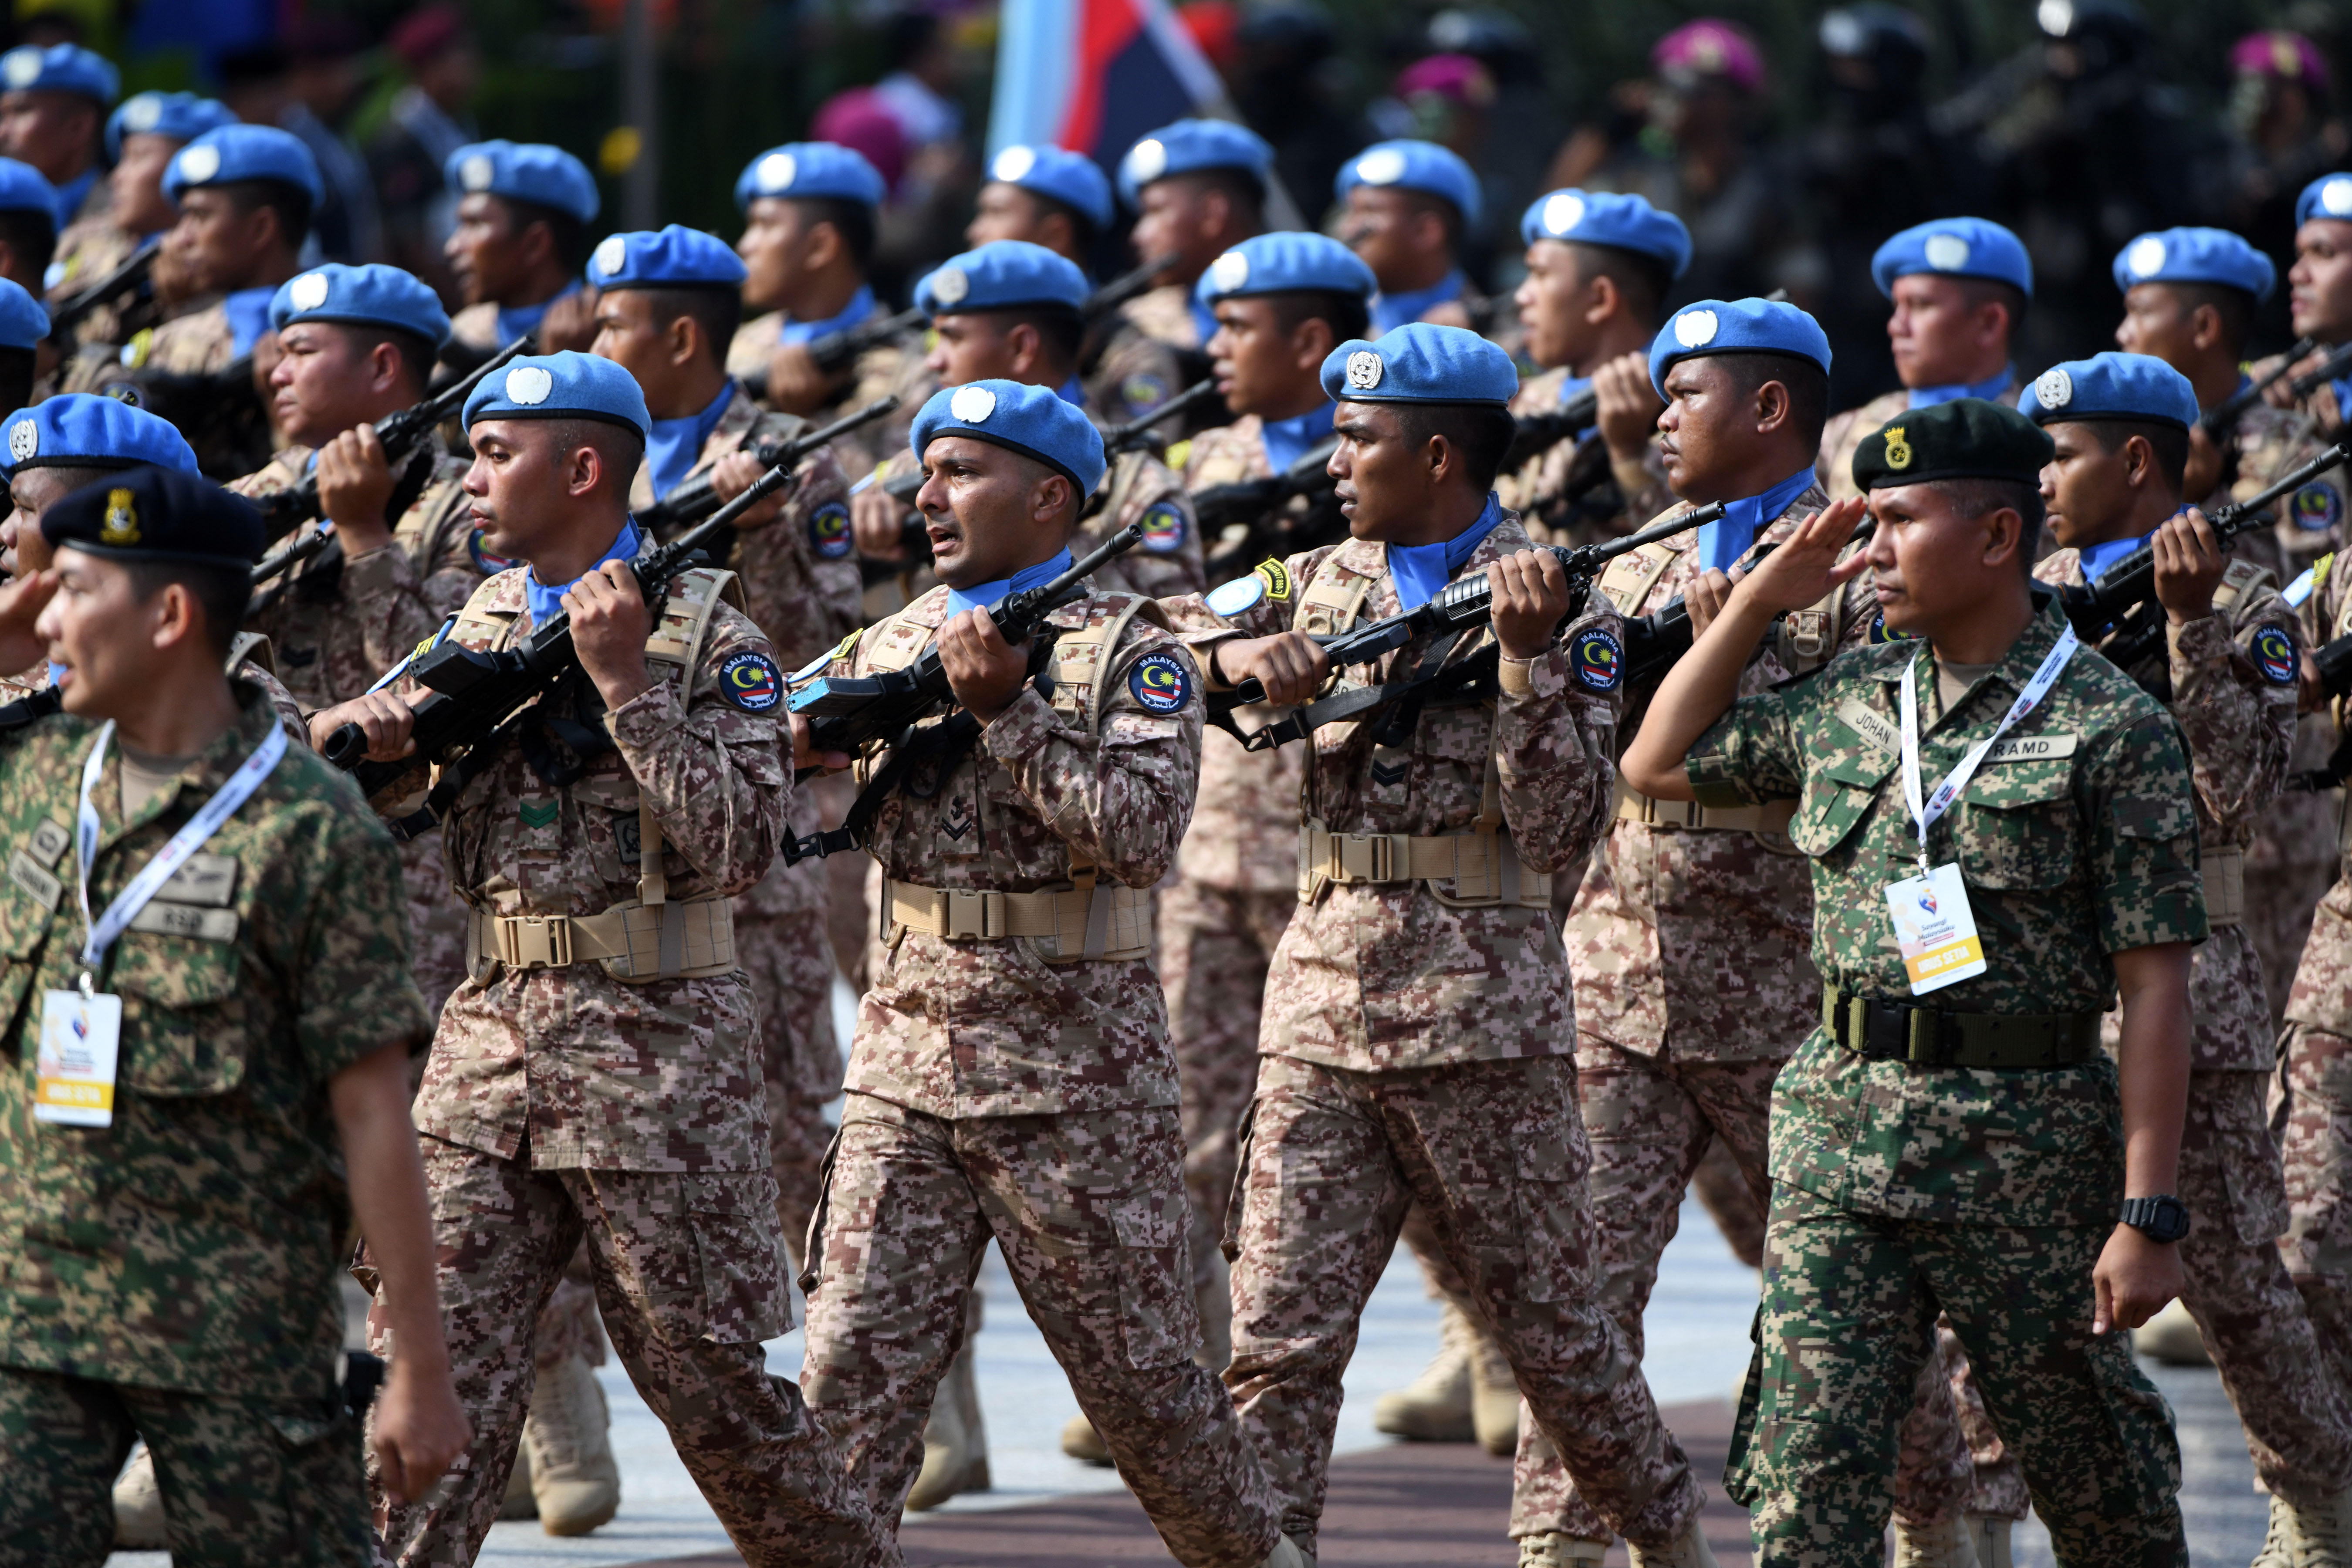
[949,384,997,423]
[2,50,40,88]
[2327,178,2352,217]
[1355,147,1407,185]
[2034,367,2073,409]
[2126,235,2167,277]
[459,154,493,191]
[1345,350,1383,390]
[592,236,627,278]
[1923,234,1970,270]
[288,272,330,311]
[177,143,220,183]
[1209,251,1250,293]
[1883,426,1912,470]
[991,145,1035,182]
[99,488,139,546]
[123,94,160,132]
[1541,192,1585,235]
[7,420,33,463]
[757,151,796,192]
[1126,138,1167,182]
[505,365,554,406]
[1674,308,1719,348]
[929,265,969,306]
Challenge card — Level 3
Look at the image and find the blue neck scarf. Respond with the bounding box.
[1908,364,2015,409]
[1055,374,1085,406]
[223,286,276,358]
[526,517,642,627]
[51,167,93,233]
[1260,402,1335,473]
[1557,372,1595,415]
[645,381,736,501]
[1370,269,1466,336]
[1386,491,1503,612]
[495,279,581,350]
[781,284,875,347]
[2077,507,2185,583]
[1699,467,1818,575]
[948,547,1073,618]
[2333,376,2352,429]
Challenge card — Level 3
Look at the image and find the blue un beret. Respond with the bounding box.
[1518,189,1693,280]
[270,263,452,346]
[912,379,1108,495]
[916,240,1087,317]
[1869,217,2033,299]
[1117,118,1274,209]
[445,140,600,224]
[0,157,53,223]
[164,125,324,208]
[0,44,117,105]
[0,278,45,349]
[1649,298,1833,398]
[1321,321,1517,407]
[733,142,886,212]
[43,466,263,568]
[1196,231,1375,306]
[588,226,748,291]
[106,91,237,163]
[2113,226,2276,301]
[985,144,1114,233]
[2017,351,2199,430]
[464,351,652,441]
[3,394,197,475]
[2300,173,2352,228]
[1336,139,1482,229]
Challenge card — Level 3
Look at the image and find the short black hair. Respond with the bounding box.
[1387,401,1519,491]
[1711,351,1832,449]
[638,285,744,371]
[2154,279,2257,357]
[1397,186,1465,253]
[496,194,590,273]
[221,178,315,251]
[0,347,34,414]
[324,320,436,396]
[123,557,249,659]
[543,417,646,492]
[1018,187,1099,257]
[1265,289,1371,350]
[2083,417,2190,496]
[0,207,55,287]
[1173,167,1265,226]
[1951,275,2028,338]
[1569,242,1673,327]
[1926,476,2045,577]
[791,196,876,271]
[989,303,1086,369]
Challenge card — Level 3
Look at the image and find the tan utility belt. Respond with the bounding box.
[470,897,736,984]
[1615,778,1796,835]
[2202,843,2244,929]
[1822,985,2103,1069]
[885,876,1152,962]
[1298,821,1551,909]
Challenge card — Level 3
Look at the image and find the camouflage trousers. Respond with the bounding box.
[736,902,843,1269]
[1727,1184,2185,1568]
[801,1093,1283,1567]
[2278,1024,2352,1399]
[371,1135,887,1568]
[0,1366,367,1568]
[1224,1051,1701,1554]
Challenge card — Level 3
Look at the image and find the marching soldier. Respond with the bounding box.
[48,91,233,352]
[0,42,115,234]
[441,140,601,360]
[1335,139,1487,335]
[2262,173,2352,433]
[1620,396,2202,1568]
[966,143,1115,274]
[311,351,887,1567]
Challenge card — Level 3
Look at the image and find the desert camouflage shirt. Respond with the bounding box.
[1497,364,1672,549]
[1085,314,1193,427]
[1815,378,2026,504]
[728,308,936,479]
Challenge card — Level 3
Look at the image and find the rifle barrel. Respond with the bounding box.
[2205,336,2318,435]
[1083,254,1180,320]
[1101,378,1218,453]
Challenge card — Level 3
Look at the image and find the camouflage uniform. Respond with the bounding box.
[1496,365,1672,549]
[444,301,501,357]
[366,554,886,1568]
[728,309,936,479]
[0,686,431,1567]
[1170,510,1705,1554]
[46,217,147,351]
[1815,379,2026,505]
[1691,597,2203,1567]
[1086,311,1195,427]
[798,582,1287,1565]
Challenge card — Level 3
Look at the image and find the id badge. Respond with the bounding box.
[1884,863,1987,995]
[34,988,121,1127]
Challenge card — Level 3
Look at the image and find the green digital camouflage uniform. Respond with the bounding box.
[1691,597,2205,1568]
[0,685,432,1568]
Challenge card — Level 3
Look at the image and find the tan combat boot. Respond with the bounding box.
[907,1333,991,1509]
[499,1440,537,1520]
[1891,1514,1981,1568]
[524,1353,620,1535]
[2130,1297,2209,1366]
[2254,1494,2291,1568]
[112,1443,166,1548]
[1517,1531,1612,1566]
[1627,1518,1720,1568]
[1963,1513,2014,1568]
[1260,1534,1313,1567]
[2260,1489,2352,1568]
[1060,1411,1114,1467]
[1372,1298,1478,1442]
[1469,1324,1523,1457]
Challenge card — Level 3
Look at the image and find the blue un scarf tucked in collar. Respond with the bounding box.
[1370,270,1466,336]
[1260,402,1335,473]
[782,284,875,348]
[1055,375,1085,406]
[223,286,276,358]
[496,280,582,350]
[645,381,737,501]
[1387,491,1503,612]
[2077,507,2186,583]
[1699,467,1818,575]
[947,547,1073,618]
[1906,364,2016,410]
[527,517,642,627]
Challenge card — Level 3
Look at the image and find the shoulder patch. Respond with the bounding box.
[808,500,852,560]
[1122,374,1168,412]
[1163,438,1192,473]
[718,650,784,712]
[1866,609,1910,645]
[2294,483,2343,534]
[1127,651,1193,713]
[2254,622,2299,686]
[1205,574,1264,618]
[1568,626,1623,692]
[1253,558,1292,602]
[1139,500,1187,554]
[468,526,517,575]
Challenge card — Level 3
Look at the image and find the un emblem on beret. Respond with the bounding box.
[177,144,221,184]
[459,154,494,191]
[1208,251,1250,294]
[505,365,554,406]
[2327,178,2352,217]
[1345,351,1383,390]
[757,151,798,193]
[929,265,969,306]
[991,145,1036,183]
[1674,309,1718,348]
[592,235,628,280]
[1355,147,1407,185]
[7,419,35,464]
[2126,236,2167,278]
[950,384,997,423]
[1541,193,1585,236]
[1126,139,1167,183]
[288,272,330,311]
[1923,234,1970,270]
[123,94,162,133]
[2034,367,2073,409]
[1,50,40,89]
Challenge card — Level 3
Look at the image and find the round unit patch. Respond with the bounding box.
[2294,483,2343,533]
[1205,574,1265,618]
[1569,626,1623,692]
[1121,373,1168,411]
[2126,235,2167,278]
[7,419,35,464]
[1208,250,1250,294]
[720,650,784,712]
[1139,501,1187,553]
[592,235,628,280]
[504,365,553,406]
[1125,138,1168,184]
[2255,624,2298,686]
[176,144,221,184]
[288,271,331,311]
[1541,192,1585,236]
[459,153,495,191]
[808,501,852,560]
[949,384,997,423]
[2034,367,2073,410]
[1127,652,1192,713]
[929,265,970,306]
[1673,309,1718,348]
[468,527,517,575]
[1923,233,1970,271]
[990,145,1037,183]
[2326,177,2352,218]
[1867,609,1911,644]
[1355,147,1408,185]
[757,151,798,193]
[1345,351,1384,390]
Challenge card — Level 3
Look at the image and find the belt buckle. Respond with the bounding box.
[1862,999,1908,1061]
[944,889,994,940]
[500,914,571,969]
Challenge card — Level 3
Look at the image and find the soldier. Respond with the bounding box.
[1335,139,1487,335]
[794,378,1298,1565]
[966,144,1114,273]
[1619,395,2203,1568]
[0,157,55,300]
[311,351,887,1568]
[126,126,320,380]
[2260,172,2352,432]
[440,140,601,360]
[1188,322,1712,1567]
[1096,119,1274,423]
[0,42,116,234]
[1497,188,1687,549]
[0,466,471,1565]
[1816,218,2031,505]
[48,92,235,349]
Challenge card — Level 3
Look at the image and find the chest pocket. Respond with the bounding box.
[1789,749,1895,859]
[1955,758,2076,892]
[113,929,248,1096]
[0,816,68,1040]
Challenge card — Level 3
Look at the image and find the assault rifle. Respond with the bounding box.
[1084,253,1180,322]
[632,394,902,537]
[1210,501,1727,750]
[740,306,927,401]
[1619,511,1879,688]
[1076,378,1221,519]
[1196,436,1345,579]
[1500,384,1599,475]
[48,238,160,347]
[2203,337,2319,438]
[319,419,849,834]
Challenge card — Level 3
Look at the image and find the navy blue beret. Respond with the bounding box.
[1649,298,1833,397]
[1518,188,1693,279]
[1117,118,1273,208]
[588,226,748,291]
[44,466,262,568]
[733,142,886,212]
[985,144,1113,233]
[1335,139,1482,228]
[165,125,324,208]
[0,278,45,349]
[270,263,452,346]
[464,351,652,440]
[917,240,1087,316]
[1869,218,2034,299]
[106,91,236,162]
[445,140,600,223]
[0,44,116,104]
[2300,173,2352,227]
[0,157,53,222]
[3,395,196,474]
[2017,351,2200,429]
[1320,321,1517,407]
[1196,231,1375,305]
[912,379,1107,494]
[2112,226,2276,301]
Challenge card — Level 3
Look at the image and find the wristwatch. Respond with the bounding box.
[2119,1194,2191,1244]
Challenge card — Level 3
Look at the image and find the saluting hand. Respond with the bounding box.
[0,567,55,675]
[1726,494,1872,620]
[2151,508,2228,625]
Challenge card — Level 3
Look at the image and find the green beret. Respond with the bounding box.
[1850,397,2053,492]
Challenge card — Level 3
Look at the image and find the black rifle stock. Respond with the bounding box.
[49,239,159,345]
[1500,386,1599,475]
[1620,511,1878,687]
[2204,336,2319,437]
[631,395,902,537]
[739,307,926,400]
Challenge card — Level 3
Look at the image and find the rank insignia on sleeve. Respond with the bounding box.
[808,500,852,559]
[1569,626,1623,692]
[720,650,785,712]
[2294,483,2343,534]
[1128,652,1193,713]
[1139,501,1186,553]
[2255,623,2299,685]
[519,800,558,830]
[1253,559,1292,602]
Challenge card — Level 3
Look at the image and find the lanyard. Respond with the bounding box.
[1896,627,2078,875]
[73,718,287,987]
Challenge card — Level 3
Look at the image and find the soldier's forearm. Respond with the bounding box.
[1621,591,1778,801]
[330,1044,452,1377]
[611,687,787,893]
[2112,940,2193,1200]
